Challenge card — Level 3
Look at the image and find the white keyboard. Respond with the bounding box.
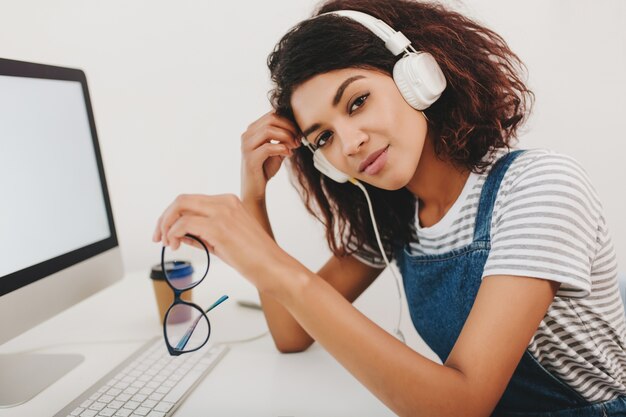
[54,337,228,417]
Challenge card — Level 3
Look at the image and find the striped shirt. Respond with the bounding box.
[352,148,626,402]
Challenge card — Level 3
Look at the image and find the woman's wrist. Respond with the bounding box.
[241,195,265,214]
[258,250,312,305]
[241,194,275,240]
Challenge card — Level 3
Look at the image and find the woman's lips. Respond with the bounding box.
[362,145,389,175]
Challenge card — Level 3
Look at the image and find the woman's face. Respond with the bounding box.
[291,67,428,190]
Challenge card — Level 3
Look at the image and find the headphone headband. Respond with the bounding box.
[317,10,412,56]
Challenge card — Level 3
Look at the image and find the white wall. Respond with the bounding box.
[1,0,624,277]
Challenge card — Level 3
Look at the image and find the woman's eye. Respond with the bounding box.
[349,93,369,114]
[316,131,333,148]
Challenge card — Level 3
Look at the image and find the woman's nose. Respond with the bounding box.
[338,127,368,156]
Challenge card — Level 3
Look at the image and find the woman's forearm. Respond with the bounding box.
[241,197,314,352]
[271,263,477,417]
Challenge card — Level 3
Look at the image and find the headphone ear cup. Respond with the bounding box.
[393,52,446,110]
[313,150,351,183]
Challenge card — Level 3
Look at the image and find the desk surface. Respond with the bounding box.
[0,259,437,417]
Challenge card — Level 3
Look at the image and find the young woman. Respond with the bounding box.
[153,0,626,415]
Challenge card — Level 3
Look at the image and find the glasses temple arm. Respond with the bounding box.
[174,295,229,351]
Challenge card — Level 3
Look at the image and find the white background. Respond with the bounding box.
[0,0,624,277]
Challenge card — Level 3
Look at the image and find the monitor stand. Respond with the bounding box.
[0,353,84,407]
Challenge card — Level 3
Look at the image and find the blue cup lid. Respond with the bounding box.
[150,260,194,280]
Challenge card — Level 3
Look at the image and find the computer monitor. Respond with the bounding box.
[0,58,124,407]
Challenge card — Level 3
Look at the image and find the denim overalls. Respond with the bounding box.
[395,150,626,416]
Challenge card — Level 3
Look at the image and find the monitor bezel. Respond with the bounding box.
[0,57,119,297]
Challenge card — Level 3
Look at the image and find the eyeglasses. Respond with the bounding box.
[160,233,228,356]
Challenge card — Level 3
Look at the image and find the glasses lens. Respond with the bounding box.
[161,238,209,291]
[164,303,210,352]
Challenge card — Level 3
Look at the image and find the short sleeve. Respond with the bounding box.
[345,235,386,269]
[482,151,603,298]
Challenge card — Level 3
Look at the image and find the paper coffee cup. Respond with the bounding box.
[150,261,194,324]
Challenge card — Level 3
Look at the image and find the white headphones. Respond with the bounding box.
[300,9,447,184]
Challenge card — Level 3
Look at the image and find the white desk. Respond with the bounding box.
[0,259,437,417]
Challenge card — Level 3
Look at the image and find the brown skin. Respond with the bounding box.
[153,67,560,416]
[290,67,472,226]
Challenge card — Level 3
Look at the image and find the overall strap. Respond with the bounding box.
[473,149,526,242]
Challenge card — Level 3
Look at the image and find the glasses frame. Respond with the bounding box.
[161,233,211,356]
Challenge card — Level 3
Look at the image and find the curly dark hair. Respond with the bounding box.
[267,0,534,261]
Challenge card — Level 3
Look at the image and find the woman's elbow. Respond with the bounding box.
[274,339,314,354]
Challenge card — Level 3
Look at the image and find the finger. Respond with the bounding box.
[242,126,298,152]
[249,110,298,139]
[262,155,285,180]
[153,215,163,242]
[181,233,216,254]
[245,144,290,179]
[245,109,275,134]
[166,215,214,251]
[266,113,300,141]
[159,195,208,246]
[181,236,202,250]
[159,194,239,246]
[250,142,292,162]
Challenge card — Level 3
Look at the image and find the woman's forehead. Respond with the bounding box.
[291,68,386,115]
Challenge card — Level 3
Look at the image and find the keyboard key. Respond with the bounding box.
[163,370,203,403]
[148,393,164,402]
[145,381,159,389]
[88,402,106,411]
[106,388,122,397]
[54,339,227,417]
[154,386,169,395]
[99,395,114,403]
[115,393,131,402]
[131,394,147,403]
[108,400,124,409]
[132,407,150,416]
[114,382,130,390]
[153,402,174,413]
[141,399,157,408]
[123,400,140,410]
[161,380,175,388]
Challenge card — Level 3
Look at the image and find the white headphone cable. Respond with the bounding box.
[299,139,406,343]
[349,178,406,344]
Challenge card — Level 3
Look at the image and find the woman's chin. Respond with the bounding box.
[364,173,412,191]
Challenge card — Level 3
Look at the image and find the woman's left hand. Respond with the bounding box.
[152,193,295,293]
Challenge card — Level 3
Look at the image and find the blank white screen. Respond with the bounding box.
[0,75,110,277]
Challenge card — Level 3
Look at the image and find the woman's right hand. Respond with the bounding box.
[240,110,301,203]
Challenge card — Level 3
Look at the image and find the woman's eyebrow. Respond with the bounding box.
[333,75,365,106]
[302,75,366,138]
